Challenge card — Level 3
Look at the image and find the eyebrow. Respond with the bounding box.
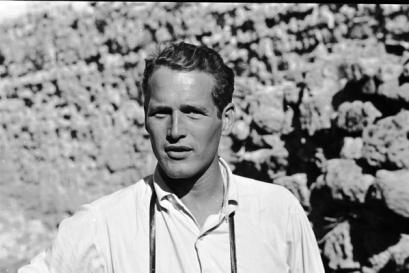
[180,104,209,114]
[148,103,209,114]
[148,105,170,112]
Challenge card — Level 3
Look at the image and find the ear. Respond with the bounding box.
[221,102,235,136]
[144,120,150,135]
[144,107,151,135]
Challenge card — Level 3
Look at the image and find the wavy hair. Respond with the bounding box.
[142,42,234,117]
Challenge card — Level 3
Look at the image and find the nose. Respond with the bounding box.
[167,111,185,142]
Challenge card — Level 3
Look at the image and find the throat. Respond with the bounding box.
[182,188,225,228]
[176,175,225,228]
[158,158,226,228]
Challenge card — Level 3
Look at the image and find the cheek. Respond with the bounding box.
[146,119,165,135]
[196,123,222,150]
[146,121,165,147]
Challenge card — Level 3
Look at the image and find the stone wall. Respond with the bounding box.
[1,3,409,272]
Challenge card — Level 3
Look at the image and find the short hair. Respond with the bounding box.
[142,42,234,117]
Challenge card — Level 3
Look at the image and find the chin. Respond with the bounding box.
[159,161,192,179]
[167,167,197,180]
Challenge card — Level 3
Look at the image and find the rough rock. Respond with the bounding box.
[335,101,381,134]
[376,62,402,83]
[241,147,287,173]
[237,135,288,174]
[248,86,289,134]
[378,80,409,104]
[362,110,409,169]
[363,234,409,273]
[397,83,409,104]
[321,221,361,271]
[231,119,251,141]
[251,102,286,134]
[282,81,302,105]
[299,95,333,136]
[375,169,409,218]
[314,159,374,203]
[390,234,409,269]
[237,148,275,171]
[340,137,363,159]
[248,128,265,148]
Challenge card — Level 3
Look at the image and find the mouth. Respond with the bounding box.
[164,145,193,159]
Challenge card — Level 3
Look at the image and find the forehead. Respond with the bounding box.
[148,67,216,103]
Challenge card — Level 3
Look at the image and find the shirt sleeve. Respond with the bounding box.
[18,205,107,273]
[286,198,325,273]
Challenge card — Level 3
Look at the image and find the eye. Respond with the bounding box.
[149,108,170,118]
[184,108,204,119]
[153,113,166,118]
[153,111,168,118]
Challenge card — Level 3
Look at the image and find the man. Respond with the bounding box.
[19,42,325,273]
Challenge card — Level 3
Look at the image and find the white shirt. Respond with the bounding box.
[18,158,325,273]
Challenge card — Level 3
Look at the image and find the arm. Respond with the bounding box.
[286,199,325,273]
[18,206,107,273]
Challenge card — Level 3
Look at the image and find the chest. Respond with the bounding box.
[105,208,289,273]
[188,203,221,228]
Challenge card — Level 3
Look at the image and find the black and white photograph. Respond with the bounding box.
[1,2,409,273]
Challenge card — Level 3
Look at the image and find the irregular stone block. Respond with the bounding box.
[376,62,402,82]
[335,101,381,134]
[375,169,409,218]
[237,139,288,173]
[321,221,361,271]
[362,110,409,169]
[251,103,286,134]
[314,159,374,203]
[237,148,273,171]
[248,86,287,134]
[231,119,250,141]
[248,128,264,148]
[364,234,409,273]
[390,234,409,268]
[283,81,301,105]
[299,96,333,136]
[377,80,409,102]
[340,137,363,159]
[396,83,409,104]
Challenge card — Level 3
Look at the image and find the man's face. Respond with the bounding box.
[145,67,232,180]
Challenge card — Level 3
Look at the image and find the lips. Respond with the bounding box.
[164,145,192,159]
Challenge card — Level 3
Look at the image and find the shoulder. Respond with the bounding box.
[233,174,298,204]
[56,176,153,240]
[232,174,307,238]
[88,175,152,211]
[231,174,302,220]
[61,176,152,228]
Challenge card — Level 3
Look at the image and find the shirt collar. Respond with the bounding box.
[152,157,238,211]
[219,157,238,207]
[152,167,175,203]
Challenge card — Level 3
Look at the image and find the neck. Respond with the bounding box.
[158,157,224,205]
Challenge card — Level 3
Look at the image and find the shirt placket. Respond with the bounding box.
[169,194,233,273]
